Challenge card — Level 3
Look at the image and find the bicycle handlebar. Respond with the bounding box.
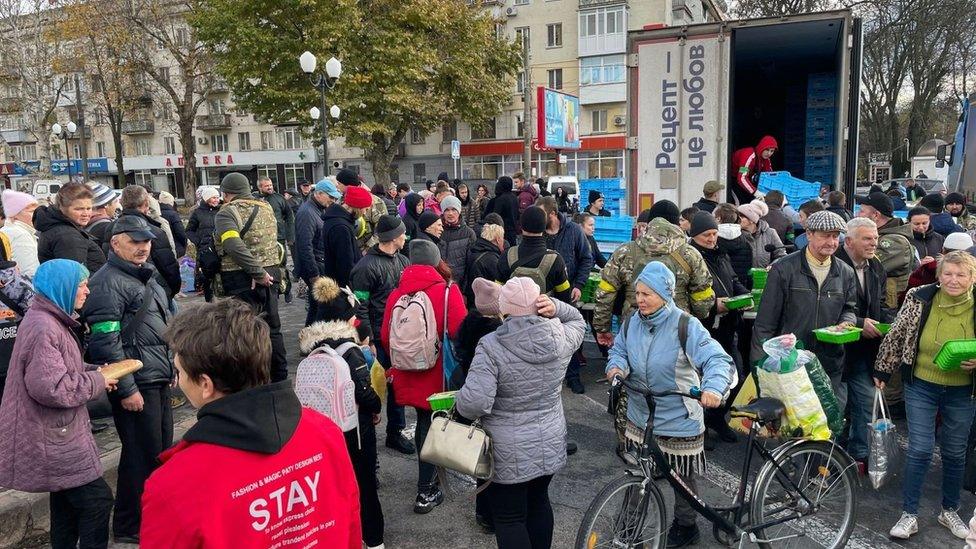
[611,375,702,401]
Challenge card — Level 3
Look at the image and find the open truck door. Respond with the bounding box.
[627,10,862,212]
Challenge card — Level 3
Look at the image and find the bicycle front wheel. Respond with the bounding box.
[750,440,857,549]
[575,474,668,549]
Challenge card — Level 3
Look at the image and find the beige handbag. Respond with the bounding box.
[420,410,493,480]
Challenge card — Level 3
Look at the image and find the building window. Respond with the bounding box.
[413,163,426,183]
[580,6,625,38]
[547,69,563,90]
[164,136,176,155]
[211,134,228,153]
[158,102,172,121]
[135,138,151,156]
[93,108,106,125]
[515,27,530,51]
[238,132,251,151]
[208,99,226,115]
[547,23,562,48]
[410,127,425,145]
[94,141,105,158]
[158,66,170,83]
[591,110,608,133]
[517,115,525,138]
[284,164,304,190]
[175,28,190,46]
[580,55,625,85]
[257,165,278,187]
[134,170,152,186]
[260,130,274,150]
[442,121,457,143]
[276,127,302,150]
[517,72,525,94]
[471,118,496,140]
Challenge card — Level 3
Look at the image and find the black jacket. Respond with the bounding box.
[762,207,794,245]
[439,222,476,288]
[35,206,106,273]
[691,241,748,345]
[452,311,502,387]
[319,204,360,288]
[717,234,754,285]
[912,227,944,260]
[402,194,424,241]
[350,245,410,343]
[159,203,187,258]
[692,197,719,214]
[587,234,607,269]
[104,209,182,298]
[82,253,173,398]
[545,213,594,290]
[186,200,219,248]
[834,246,895,373]
[484,179,520,245]
[826,206,853,222]
[293,198,327,281]
[464,237,503,306]
[751,250,858,375]
[255,191,295,243]
[494,234,572,302]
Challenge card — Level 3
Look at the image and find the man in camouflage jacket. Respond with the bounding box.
[214,172,288,382]
[593,217,715,341]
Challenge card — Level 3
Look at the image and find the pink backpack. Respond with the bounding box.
[294,342,359,435]
[389,290,440,371]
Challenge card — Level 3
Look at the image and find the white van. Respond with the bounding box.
[31,180,62,205]
[547,175,579,203]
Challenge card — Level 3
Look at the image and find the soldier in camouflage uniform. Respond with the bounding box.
[335,169,389,252]
[593,216,715,457]
[946,192,976,233]
[214,172,288,382]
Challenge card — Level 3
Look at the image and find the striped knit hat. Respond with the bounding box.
[88,183,118,208]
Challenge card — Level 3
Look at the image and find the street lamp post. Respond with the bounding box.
[51,121,77,179]
[299,52,341,176]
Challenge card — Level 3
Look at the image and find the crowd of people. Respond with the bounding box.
[1,163,976,549]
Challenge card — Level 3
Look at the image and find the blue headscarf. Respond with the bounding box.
[636,261,675,304]
[33,259,89,315]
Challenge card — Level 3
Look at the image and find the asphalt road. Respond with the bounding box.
[25,293,974,548]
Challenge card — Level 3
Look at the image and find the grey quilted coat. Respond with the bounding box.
[455,299,585,484]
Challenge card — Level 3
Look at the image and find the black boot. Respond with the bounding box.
[666,521,700,548]
[385,432,416,454]
[413,484,444,514]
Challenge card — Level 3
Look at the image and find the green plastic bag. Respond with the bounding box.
[801,352,845,436]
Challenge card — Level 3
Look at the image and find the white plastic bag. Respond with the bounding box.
[868,389,899,489]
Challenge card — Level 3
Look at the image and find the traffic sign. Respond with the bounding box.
[451,140,460,160]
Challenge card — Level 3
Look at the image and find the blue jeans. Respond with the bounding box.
[902,378,976,514]
[843,363,877,461]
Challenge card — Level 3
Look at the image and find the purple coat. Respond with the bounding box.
[0,296,106,492]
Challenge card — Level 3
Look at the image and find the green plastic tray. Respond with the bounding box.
[725,294,754,310]
[875,323,891,335]
[813,327,863,344]
[750,268,768,289]
[427,391,457,411]
[934,340,976,371]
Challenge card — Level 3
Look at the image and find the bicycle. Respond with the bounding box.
[576,377,858,549]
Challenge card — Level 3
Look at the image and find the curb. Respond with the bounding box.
[0,417,194,549]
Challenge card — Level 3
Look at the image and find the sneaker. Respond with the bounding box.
[413,487,444,514]
[889,512,918,539]
[568,378,586,394]
[385,433,416,455]
[939,508,969,539]
[665,521,700,548]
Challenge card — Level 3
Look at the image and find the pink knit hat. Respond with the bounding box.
[737,203,762,224]
[499,277,541,317]
[472,277,501,316]
[1,190,37,219]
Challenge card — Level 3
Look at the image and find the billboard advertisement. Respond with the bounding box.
[537,87,581,150]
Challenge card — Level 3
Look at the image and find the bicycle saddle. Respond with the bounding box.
[730,397,785,423]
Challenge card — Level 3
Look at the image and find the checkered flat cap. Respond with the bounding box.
[805,210,847,233]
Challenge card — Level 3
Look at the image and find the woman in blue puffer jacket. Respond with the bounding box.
[605,261,736,548]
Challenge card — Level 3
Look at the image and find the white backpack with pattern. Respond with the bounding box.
[294,342,359,434]
[388,290,441,371]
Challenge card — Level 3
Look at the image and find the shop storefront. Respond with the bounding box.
[459,135,626,183]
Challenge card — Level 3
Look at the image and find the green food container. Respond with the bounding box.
[813,327,863,344]
[751,289,763,306]
[875,323,891,335]
[427,391,457,411]
[750,268,768,289]
[934,340,976,371]
[725,294,754,310]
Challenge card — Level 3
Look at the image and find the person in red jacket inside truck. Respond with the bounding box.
[140,299,361,549]
[730,135,778,204]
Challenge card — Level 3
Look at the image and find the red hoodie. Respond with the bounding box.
[731,135,778,199]
[381,264,467,409]
[140,383,361,549]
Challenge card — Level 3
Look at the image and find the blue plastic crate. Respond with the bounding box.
[758,171,822,206]
[805,156,834,169]
[807,96,835,109]
[805,145,834,157]
[805,135,833,147]
[806,127,834,139]
[594,216,635,230]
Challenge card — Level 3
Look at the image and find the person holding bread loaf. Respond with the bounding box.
[0,258,119,548]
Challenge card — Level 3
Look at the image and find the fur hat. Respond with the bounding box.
[310,277,371,342]
[298,320,361,355]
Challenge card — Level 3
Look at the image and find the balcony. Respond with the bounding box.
[1,129,33,143]
[579,0,626,6]
[580,82,626,105]
[208,80,229,94]
[121,119,155,135]
[579,32,626,57]
[195,113,231,130]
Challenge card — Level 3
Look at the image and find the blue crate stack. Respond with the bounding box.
[580,178,627,216]
[758,171,821,207]
[593,215,634,263]
[782,83,807,173]
[804,73,837,185]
